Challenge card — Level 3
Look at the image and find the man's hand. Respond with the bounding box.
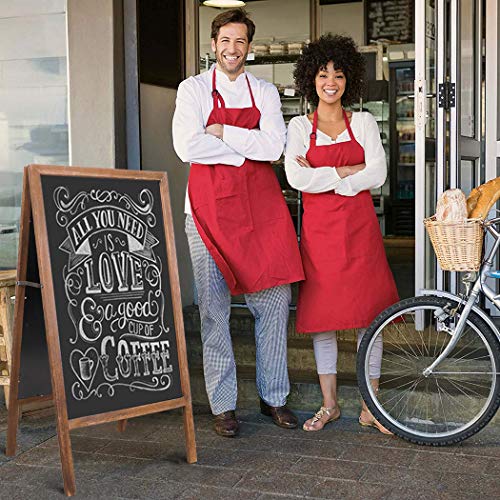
[296,155,312,168]
[336,163,366,178]
[205,123,224,139]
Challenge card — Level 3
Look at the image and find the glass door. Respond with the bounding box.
[414,0,438,294]
[415,0,485,295]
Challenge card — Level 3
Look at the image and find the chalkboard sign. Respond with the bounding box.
[7,165,196,496]
[41,174,183,418]
[365,0,414,43]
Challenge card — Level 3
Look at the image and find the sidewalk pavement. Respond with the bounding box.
[0,402,499,500]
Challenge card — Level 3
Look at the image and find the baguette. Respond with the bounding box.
[467,177,500,219]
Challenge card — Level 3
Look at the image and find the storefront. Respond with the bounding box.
[1,0,500,308]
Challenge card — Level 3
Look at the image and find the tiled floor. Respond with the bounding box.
[0,403,499,499]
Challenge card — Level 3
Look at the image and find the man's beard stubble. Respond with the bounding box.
[215,50,247,75]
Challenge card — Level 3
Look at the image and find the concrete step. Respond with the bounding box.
[184,305,500,428]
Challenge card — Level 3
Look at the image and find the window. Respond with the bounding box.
[0,0,68,269]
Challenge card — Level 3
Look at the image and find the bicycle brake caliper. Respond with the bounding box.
[434,305,455,335]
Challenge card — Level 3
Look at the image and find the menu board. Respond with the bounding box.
[366,0,414,43]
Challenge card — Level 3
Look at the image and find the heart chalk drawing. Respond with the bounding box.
[70,347,100,393]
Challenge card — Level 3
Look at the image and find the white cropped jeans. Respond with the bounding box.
[313,329,382,379]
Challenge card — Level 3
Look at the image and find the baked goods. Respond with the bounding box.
[467,177,500,219]
[435,189,467,222]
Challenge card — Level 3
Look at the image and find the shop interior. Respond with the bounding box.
[198,0,416,300]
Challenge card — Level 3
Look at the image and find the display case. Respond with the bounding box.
[389,60,416,235]
[350,80,390,236]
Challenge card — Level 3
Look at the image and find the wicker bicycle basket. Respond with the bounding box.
[423,216,484,271]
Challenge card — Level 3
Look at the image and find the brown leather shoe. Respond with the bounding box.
[260,399,298,429]
[213,410,239,437]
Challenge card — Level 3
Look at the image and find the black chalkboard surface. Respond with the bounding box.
[365,0,414,43]
[40,175,182,418]
[7,165,196,497]
[17,222,51,400]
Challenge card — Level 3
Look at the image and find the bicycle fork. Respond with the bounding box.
[422,282,482,377]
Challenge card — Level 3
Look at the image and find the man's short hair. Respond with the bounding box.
[211,8,256,43]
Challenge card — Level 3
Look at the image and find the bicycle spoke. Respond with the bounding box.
[445,376,486,401]
[434,378,449,432]
[360,300,500,443]
[395,378,422,421]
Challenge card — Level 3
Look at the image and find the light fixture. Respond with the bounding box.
[203,1,246,8]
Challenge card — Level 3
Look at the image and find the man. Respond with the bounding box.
[173,8,304,437]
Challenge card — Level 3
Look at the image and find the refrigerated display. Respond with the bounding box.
[389,60,416,235]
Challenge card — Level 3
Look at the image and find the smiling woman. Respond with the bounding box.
[285,34,399,434]
[293,34,365,107]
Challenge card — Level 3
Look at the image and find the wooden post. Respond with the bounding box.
[117,419,128,433]
[6,170,31,456]
[160,176,197,463]
[29,166,76,496]
[310,0,320,42]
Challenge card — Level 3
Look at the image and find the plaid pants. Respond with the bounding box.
[185,215,292,414]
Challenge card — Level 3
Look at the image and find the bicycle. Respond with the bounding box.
[357,216,500,446]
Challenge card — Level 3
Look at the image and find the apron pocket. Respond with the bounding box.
[346,193,381,259]
[215,193,253,231]
[214,167,253,231]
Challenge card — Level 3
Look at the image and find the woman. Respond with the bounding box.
[285,34,399,433]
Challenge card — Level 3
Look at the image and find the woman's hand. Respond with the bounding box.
[296,155,312,168]
[205,124,224,139]
[336,163,366,178]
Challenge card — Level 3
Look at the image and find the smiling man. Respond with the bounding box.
[172,9,304,437]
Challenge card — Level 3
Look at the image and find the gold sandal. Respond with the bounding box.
[303,406,341,432]
[359,411,393,435]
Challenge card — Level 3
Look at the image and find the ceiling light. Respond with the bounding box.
[203,1,246,7]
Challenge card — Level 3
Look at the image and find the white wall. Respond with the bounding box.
[139,84,193,306]
[67,0,115,167]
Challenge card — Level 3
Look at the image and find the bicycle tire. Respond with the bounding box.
[357,295,500,446]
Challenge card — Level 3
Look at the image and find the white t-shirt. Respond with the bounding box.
[172,65,287,214]
[284,112,387,196]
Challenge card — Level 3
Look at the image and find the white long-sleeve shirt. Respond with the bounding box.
[172,65,287,214]
[284,112,387,196]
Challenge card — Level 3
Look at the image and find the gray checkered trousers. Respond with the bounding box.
[185,215,292,415]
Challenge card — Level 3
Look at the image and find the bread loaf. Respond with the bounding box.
[435,189,467,222]
[467,177,500,219]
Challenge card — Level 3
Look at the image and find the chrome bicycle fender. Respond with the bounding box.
[420,289,500,341]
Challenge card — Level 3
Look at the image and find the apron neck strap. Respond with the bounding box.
[310,108,353,145]
[245,75,256,108]
[310,110,318,145]
[212,69,255,109]
[212,68,225,108]
[343,109,355,141]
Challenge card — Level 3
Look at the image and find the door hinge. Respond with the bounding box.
[438,82,456,109]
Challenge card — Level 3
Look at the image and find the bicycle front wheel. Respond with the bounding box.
[357,296,500,445]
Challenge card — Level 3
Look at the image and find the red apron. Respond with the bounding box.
[296,110,399,333]
[188,69,304,295]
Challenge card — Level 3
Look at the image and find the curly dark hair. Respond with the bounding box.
[293,34,366,107]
